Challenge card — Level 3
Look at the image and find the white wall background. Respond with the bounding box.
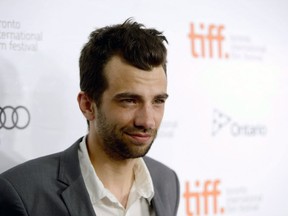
[1,0,288,215]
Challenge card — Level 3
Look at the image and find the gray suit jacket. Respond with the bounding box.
[0,138,180,216]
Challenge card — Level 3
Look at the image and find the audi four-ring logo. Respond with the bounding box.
[0,106,31,130]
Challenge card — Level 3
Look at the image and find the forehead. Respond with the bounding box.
[103,56,167,94]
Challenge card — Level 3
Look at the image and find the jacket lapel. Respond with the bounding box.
[57,138,96,216]
[152,189,170,216]
[144,157,172,216]
[61,177,96,216]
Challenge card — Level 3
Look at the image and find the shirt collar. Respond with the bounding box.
[78,136,155,204]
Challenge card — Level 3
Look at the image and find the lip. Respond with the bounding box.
[125,132,152,144]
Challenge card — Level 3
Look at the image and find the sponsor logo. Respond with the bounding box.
[0,106,31,129]
[188,23,228,59]
[212,110,231,136]
[183,179,225,215]
[212,109,267,137]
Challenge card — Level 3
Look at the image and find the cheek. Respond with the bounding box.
[111,111,136,126]
[156,112,165,125]
[153,107,165,125]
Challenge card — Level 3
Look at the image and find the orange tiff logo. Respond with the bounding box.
[188,23,228,59]
[183,180,225,216]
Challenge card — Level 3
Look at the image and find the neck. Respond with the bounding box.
[86,134,137,208]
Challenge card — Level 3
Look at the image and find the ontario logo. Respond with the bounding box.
[188,23,229,59]
[183,179,225,216]
[212,109,267,137]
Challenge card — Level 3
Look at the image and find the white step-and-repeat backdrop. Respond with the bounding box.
[1,0,288,215]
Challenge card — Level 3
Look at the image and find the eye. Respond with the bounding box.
[121,98,137,104]
[153,98,166,105]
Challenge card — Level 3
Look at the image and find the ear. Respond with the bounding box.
[77,92,96,121]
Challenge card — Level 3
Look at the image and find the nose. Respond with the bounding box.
[134,104,156,130]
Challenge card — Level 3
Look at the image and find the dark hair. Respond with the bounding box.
[79,18,168,106]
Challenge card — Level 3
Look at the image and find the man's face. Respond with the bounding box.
[92,56,168,160]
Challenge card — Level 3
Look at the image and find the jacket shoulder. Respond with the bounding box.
[0,139,82,216]
[0,139,81,192]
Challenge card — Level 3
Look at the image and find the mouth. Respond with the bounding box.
[125,132,153,145]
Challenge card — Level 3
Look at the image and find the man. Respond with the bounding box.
[0,19,180,216]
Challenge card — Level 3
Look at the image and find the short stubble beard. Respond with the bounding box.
[96,109,157,161]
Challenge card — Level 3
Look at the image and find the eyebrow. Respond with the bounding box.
[154,93,169,100]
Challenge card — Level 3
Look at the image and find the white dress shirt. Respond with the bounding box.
[78,137,156,216]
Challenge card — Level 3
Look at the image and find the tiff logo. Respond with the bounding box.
[183,180,225,216]
[188,23,229,59]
